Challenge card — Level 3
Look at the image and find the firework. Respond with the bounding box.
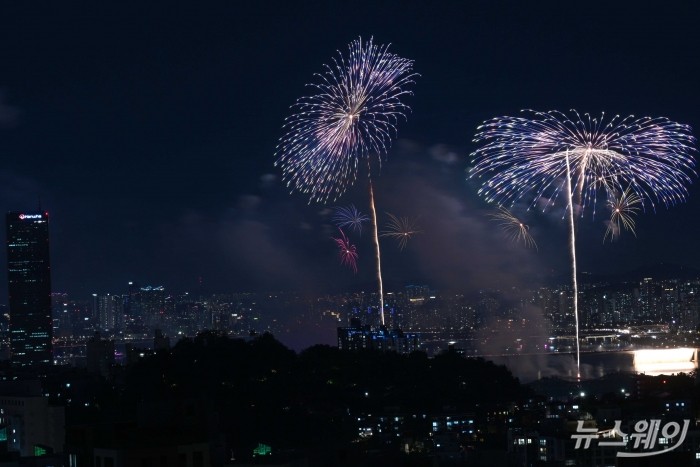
[488,206,537,250]
[275,37,417,204]
[471,109,696,379]
[276,37,417,326]
[471,110,695,214]
[604,187,641,242]
[332,204,370,235]
[332,228,358,273]
[380,213,421,250]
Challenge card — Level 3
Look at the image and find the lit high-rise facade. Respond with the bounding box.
[6,212,52,367]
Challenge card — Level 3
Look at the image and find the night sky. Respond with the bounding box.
[1,2,699,300]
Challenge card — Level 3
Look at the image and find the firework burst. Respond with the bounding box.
[488,206,537,250]
[471,109,696,214]
[275,37,417,204]
[276,37,418,326]
[604,187,641,242]
[332,204,370,235]
[380,213,421,250]
[332,228,358,273]
[471,109,696,379]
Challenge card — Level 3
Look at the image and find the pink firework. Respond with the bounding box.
[332,228,358,273]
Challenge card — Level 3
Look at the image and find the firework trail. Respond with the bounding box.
[564,152,580,378]
[332,228,358,273]
[488,206,537,250]
[368,182,384,317]
[275,37,416,325]
[380,212,421,250]
[471,109,696,378]
[604,187,641,242]
[332,204,370,235]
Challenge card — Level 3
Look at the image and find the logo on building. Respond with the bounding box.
[18,214,42,220]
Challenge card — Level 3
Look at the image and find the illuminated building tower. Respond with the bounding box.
[6,212,52,367]
[140,285,165,328]
[93,294,120,332]
[124,281,141,332]
[639,277,660,322]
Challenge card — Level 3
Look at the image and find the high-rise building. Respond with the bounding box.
[638,277,660,322]
[140,285,165,328]
[92,294,121,332]
[86,332,115,379]
[6,211,52,367]
[124,281,141,332]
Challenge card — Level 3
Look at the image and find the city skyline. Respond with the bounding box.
[46,274,700,357]
[0,3,699,302]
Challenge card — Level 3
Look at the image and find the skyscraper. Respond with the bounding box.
[6,212,52,368]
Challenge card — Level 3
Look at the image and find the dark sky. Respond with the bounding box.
[0,1,699,299]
